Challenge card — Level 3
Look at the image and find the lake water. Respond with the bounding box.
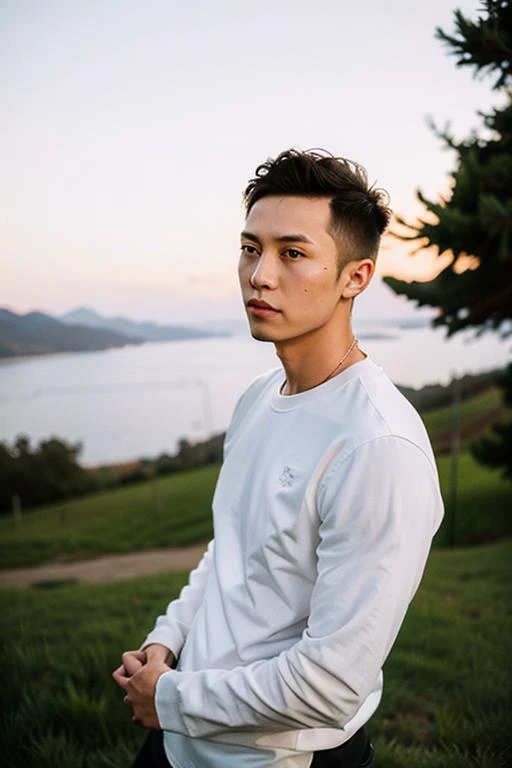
[0,326,509,465]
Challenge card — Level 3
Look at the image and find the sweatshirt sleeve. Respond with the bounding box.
[140,376,269,659]
[154,436,444,736]
[141,539,215,659]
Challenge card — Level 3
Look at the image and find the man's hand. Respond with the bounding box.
[112,658,170,729]
[112,644,174,728]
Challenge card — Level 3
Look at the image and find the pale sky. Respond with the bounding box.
[0,0,503,323]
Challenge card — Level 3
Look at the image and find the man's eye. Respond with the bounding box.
[285,249,303,260]
[241,244,259,256]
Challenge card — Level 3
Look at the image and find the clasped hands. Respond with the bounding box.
[112,643,174,729]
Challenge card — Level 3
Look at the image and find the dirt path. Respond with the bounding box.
[0,544,207,587]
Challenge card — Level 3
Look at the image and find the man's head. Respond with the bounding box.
[243,148,391,275]
[239,149,391,346]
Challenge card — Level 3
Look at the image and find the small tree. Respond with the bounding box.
[0,434,93,513]
[471,363,512,479]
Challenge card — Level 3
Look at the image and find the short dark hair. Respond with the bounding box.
[243,148,391,269]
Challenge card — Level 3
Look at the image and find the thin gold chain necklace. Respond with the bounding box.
[316,336,359,386]
[282,336,359,395]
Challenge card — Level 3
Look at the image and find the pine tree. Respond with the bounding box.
[384,0,512,336]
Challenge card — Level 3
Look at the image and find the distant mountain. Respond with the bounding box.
[0,308,142,359]
[60,308,230,342]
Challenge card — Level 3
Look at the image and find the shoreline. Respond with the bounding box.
[0,330,399,367]
[0,350,86,366]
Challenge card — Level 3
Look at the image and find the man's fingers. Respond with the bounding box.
[122,650,146,665]
[114,658,164,730]
[112,666,130,691]
[112,664,124,682]
[121,650,146,677]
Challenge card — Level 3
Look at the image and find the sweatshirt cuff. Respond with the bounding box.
[155,669,186,733]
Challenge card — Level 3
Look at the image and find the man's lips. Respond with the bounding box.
[247,299,281,317]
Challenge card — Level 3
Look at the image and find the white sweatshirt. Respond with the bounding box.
[142,357,444,768]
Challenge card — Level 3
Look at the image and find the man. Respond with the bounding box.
[113,149,444,768]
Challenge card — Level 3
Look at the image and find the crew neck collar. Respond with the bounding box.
[270,356,380,412]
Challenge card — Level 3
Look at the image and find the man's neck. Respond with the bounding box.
[275,322,365,396]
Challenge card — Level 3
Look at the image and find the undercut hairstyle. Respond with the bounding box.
[243,149,392,271]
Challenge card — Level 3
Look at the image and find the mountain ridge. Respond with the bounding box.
[59,307,230,342]
[0,308,142,359]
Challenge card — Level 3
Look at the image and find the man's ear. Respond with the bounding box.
[340,259,375,299]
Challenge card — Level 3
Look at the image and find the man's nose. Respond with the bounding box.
[250,252,278,290]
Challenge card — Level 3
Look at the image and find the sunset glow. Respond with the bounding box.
[0,0,500,324]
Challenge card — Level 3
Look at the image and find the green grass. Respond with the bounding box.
[0,540,510,767]
[0,466,218,569]
[434,452,511,546]
[0,570,187,768]
[369,539,511,767]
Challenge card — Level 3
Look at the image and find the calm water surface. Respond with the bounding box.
[0,328,508,465]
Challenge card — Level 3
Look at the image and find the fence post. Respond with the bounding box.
[12,493,21,529]
[152,478,162,515]
[448,373,461,547]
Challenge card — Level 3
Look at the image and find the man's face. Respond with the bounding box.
[239,195,348,344]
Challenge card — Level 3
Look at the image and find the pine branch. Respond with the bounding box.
[435,1,512,90]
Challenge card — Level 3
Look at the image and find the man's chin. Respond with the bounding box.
[245,315,290,343]
[249,328,277,343]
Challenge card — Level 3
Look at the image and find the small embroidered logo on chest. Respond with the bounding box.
[279,466,295,487]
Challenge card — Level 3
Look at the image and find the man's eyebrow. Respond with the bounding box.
[240,231,261,245]
[240,231,314,245]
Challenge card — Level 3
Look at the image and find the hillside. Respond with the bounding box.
[0,308,142,358]
[0,445,510,569]
[423,387,508,454]
[398,368,501,414]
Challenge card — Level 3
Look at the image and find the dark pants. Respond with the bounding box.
[132,726,374,767]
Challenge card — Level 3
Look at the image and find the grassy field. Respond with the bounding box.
[0,466,218,569]
[0,450,510,569]
[1,539,510,767]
